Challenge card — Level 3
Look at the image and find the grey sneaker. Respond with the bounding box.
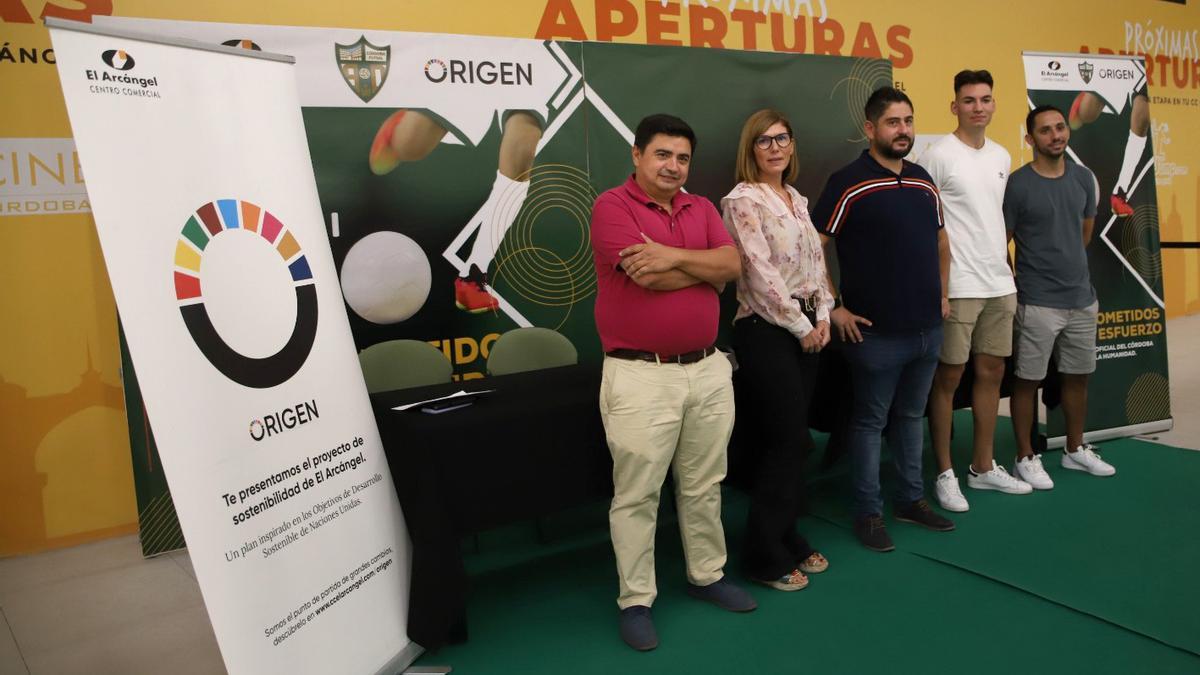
[967,460,1033,494]
[1062,444,1116,476]
[1014,454,1055,490]
[934,469,969,512]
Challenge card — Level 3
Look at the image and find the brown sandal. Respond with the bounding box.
[798,552,829,574]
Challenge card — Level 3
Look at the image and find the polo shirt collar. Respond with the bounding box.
[622,174,692,212]
[857,149,919,179]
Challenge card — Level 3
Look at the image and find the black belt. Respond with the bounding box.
[791,293,822,312]
[606,346,717,365]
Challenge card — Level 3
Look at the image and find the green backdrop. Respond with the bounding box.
[306,42,890,372]
[124,37,890,555]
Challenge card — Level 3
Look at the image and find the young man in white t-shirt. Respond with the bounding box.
[918,70,1035,513]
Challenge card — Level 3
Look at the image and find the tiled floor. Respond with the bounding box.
[0,537,222,675]
[2,316,1196,675]
[1142,313,1200,449]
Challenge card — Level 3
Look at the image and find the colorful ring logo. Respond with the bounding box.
[173,199,318,389]
[424,58,447,83]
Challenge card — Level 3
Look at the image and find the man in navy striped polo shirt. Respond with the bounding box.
[811,86,955,552]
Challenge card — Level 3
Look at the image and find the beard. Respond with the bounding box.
[875,135,912,160]
[1036,144,1066,159]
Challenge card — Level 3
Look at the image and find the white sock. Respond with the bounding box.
[1114,130,1147,195]
[463,170,530,276]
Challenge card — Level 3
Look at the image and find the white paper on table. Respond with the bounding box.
[392,389,495,411]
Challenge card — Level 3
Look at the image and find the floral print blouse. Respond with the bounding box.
[720,181,834,339]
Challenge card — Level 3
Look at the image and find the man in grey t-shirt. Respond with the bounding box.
[1002,104,1115,485]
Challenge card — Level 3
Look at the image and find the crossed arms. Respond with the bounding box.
[619,233,740,291]
[591,194,740,292]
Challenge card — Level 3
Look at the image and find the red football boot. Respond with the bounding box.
[455,265,499,314]
[369,110,407,175]
[1110,189,1134,217]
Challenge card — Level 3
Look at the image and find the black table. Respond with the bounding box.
[370,364,611,651]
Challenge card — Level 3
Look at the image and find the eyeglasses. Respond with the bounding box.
[755,132,792,150]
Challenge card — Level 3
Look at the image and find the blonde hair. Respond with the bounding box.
[734,109,799,185]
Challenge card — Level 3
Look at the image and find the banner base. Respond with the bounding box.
[1047,418,1174,449]
[374,642,425,674]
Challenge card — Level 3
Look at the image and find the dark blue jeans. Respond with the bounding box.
[842,326,943,516]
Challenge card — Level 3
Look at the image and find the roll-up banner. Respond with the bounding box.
[46,18,416,675]
[1021,52,1173,446]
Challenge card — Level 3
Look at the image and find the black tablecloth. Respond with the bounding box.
[369,364,610,651]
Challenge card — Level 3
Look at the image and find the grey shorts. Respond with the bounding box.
[1013,301,1099,380]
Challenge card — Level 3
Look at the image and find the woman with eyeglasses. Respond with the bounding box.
[721,109,835,591]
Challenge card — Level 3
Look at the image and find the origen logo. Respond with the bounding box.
[422,58,534,86]
[101,49,134,70]
[249,400,319,441]
[174,199,319,389]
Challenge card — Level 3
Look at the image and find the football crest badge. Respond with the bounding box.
[335,36,390,103]
[1078,60,1094,85]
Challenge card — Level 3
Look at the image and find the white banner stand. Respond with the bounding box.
[48,17,421,674]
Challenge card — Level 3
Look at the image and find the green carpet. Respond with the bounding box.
[857,437,1200,657]
[413,417,1200,673]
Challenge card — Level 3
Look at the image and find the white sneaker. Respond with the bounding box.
[1062,444,1116,476]
[934,469,969,512]
[967,461,1033,494]
[1014,454,1055,490]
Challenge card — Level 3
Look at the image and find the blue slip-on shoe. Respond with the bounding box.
[618,605,658,651]
[685,577,757,612]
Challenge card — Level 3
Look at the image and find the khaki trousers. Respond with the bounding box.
[599,352,735,609]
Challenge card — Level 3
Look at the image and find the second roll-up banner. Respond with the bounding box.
[1021,51,1173,446]
[46,18,417,675]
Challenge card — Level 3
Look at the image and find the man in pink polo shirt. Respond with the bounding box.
[590,114,752,652]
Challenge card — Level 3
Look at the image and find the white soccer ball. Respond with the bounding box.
[340,231,432,324]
